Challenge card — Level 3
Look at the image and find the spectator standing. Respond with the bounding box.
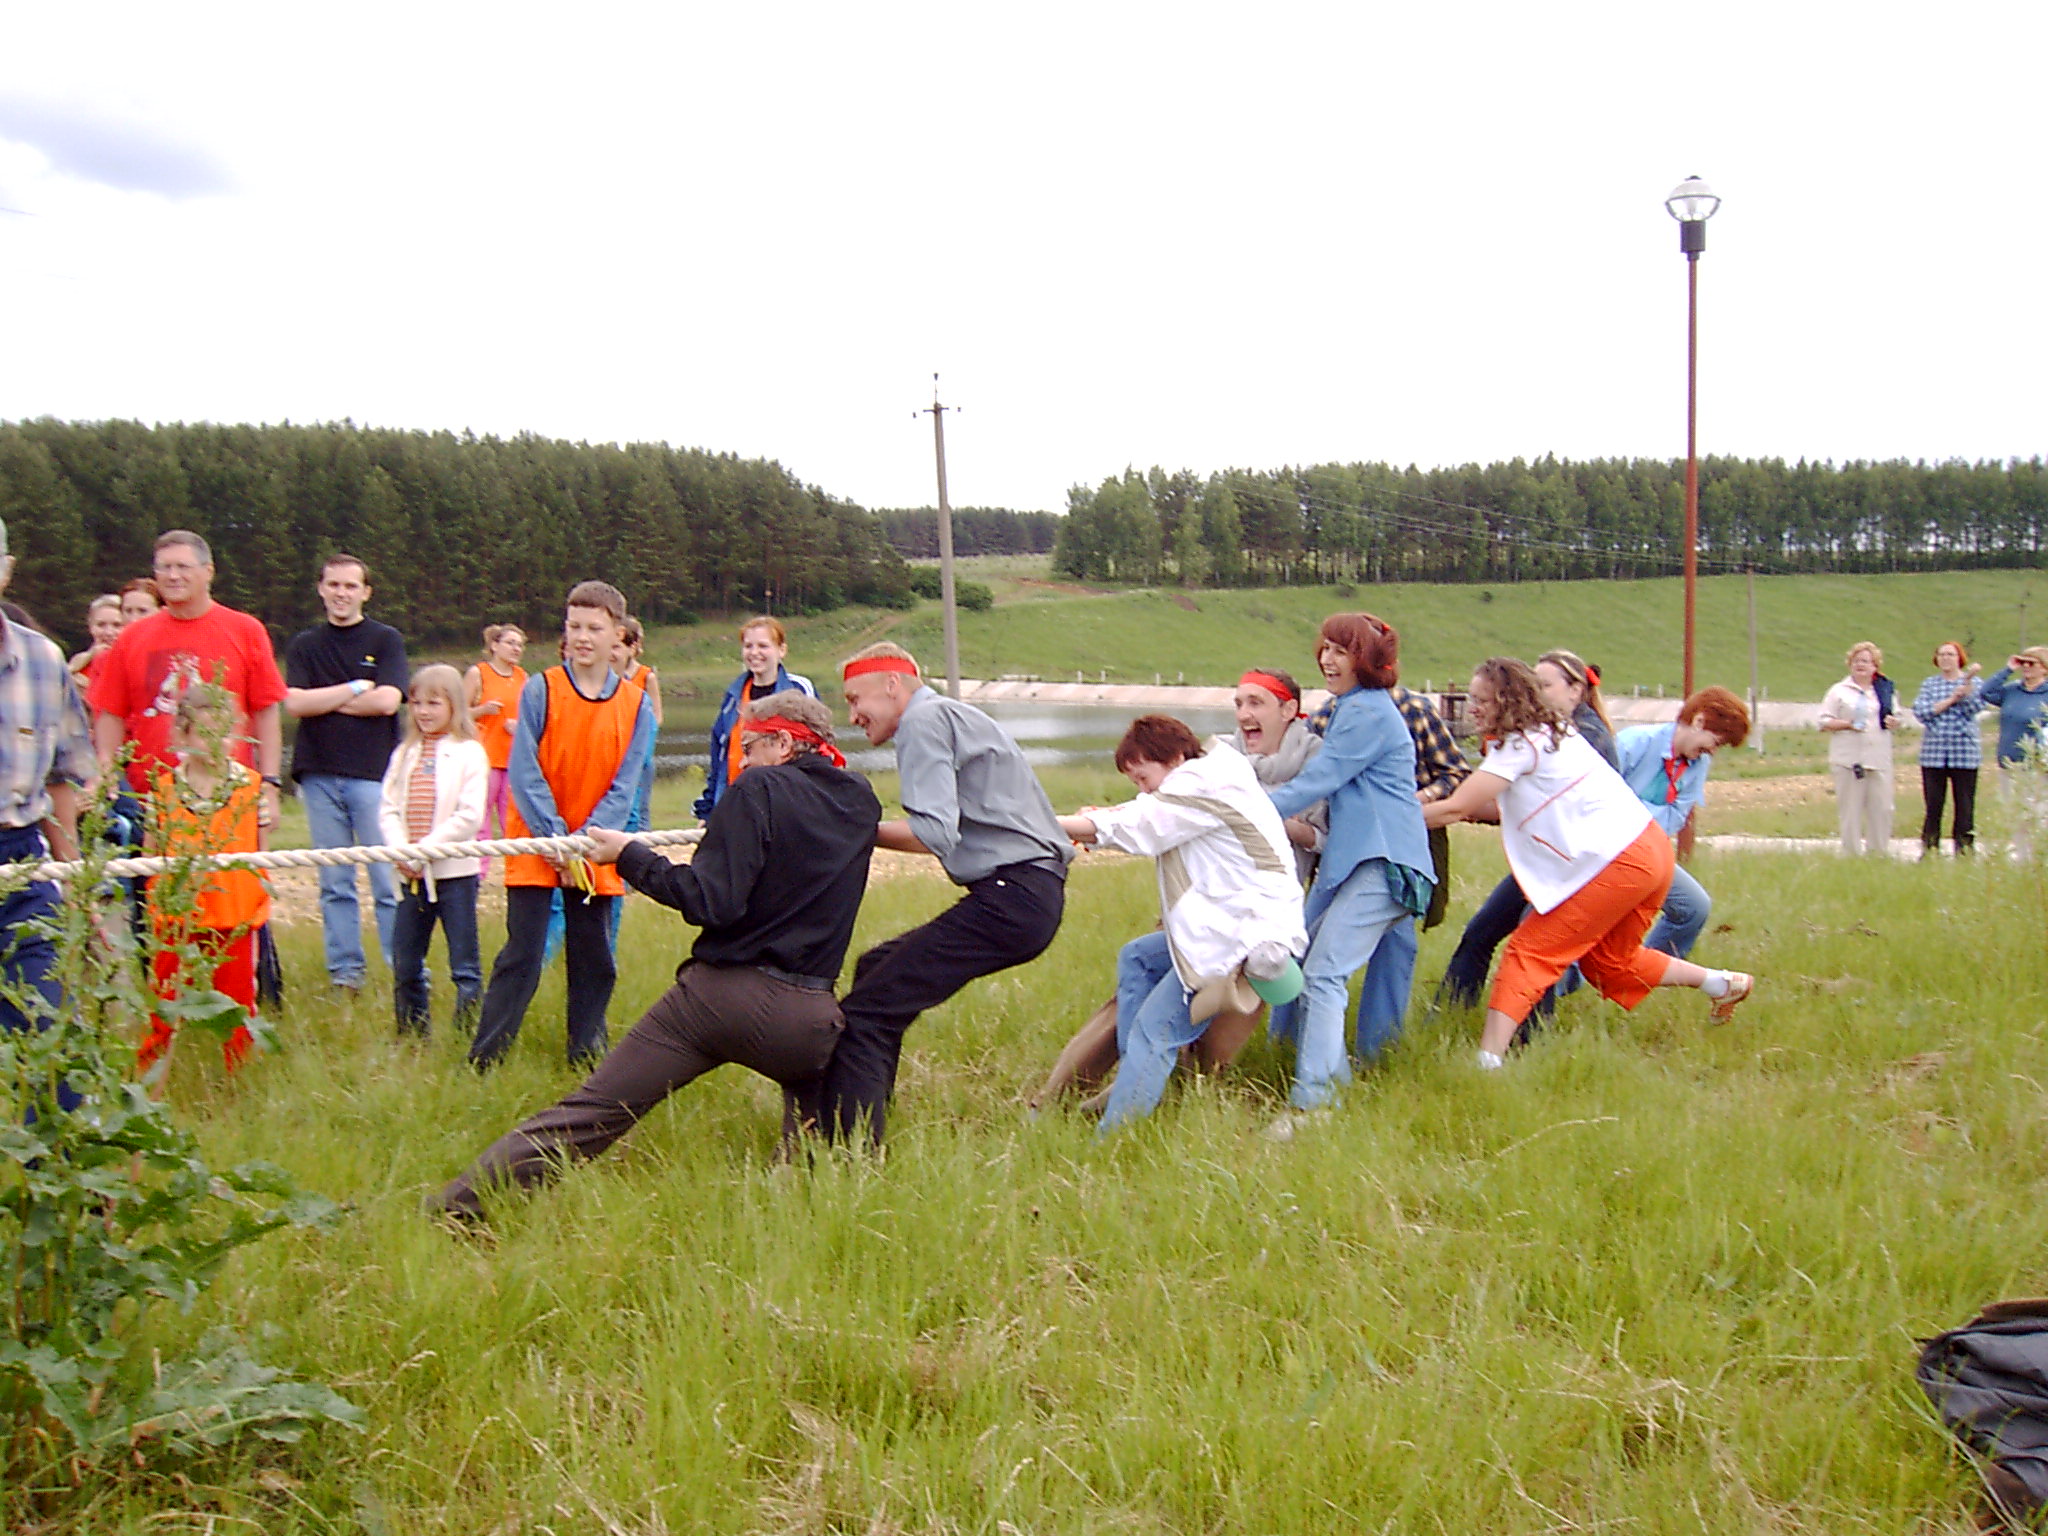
[696,616,813,823]
[1912,641,1984,855]
[1818,641,1899,857]
[464,623,528,876]
[282,554,410,994]
[1979,646,2048,860]
[67,594,125,690]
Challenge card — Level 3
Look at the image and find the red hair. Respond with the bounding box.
[1679,686,1750,748]
[1114,715,1204,772]
[1317,613,1399,690]
[1933,639,1970,669]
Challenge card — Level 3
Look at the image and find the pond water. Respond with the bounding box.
[655,699,1242,777]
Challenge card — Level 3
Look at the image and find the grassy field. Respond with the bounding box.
[600,565,2043,706]
[41,817,2048,1531]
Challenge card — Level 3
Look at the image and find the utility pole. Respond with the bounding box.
[1747,564,1763,753]
[919,375,962,697]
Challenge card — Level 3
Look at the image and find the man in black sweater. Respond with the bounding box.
[433,693,878,1220]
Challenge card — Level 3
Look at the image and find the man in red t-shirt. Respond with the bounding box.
[90,530,287,831]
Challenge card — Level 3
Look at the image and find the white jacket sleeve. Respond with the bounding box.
[1091,792,1223,857]
[377,747,412,846]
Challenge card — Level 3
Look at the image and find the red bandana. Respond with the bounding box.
[1238,669,1299,705]
[842,656,920,681]
[1663,755,1685,805]
[743,715,847,768]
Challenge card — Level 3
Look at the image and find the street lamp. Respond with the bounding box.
[1665,176,1719,702]
[1666,175,1718,861]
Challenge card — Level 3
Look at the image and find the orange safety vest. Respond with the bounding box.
[147,765,270,935]
[502,666,645,895]
[474,663,527,771]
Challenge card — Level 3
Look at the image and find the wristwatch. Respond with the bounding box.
[348,678,371,696]
[261,775,283,787]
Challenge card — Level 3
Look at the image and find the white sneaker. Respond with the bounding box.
[1475,1050,1505,1071]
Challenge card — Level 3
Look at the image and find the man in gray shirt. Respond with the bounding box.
[797,643,1070,1147]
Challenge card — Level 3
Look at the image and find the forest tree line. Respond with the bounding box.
[0,419,915,650]
[873,506,1061,559]
[1055,457,2048,587]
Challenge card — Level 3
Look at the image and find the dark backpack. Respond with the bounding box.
[1918,1299,2048,1530]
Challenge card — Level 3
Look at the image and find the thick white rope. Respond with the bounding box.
[6,828,704,887]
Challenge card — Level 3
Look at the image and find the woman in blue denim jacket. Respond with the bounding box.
[695,616,815,822]
[1264,613,1434,1117]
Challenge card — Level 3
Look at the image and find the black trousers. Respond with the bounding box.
[468,885,616,1070]
[1920,765,1979,850]
[435,961,842,1219]
[797,860,1066,1148]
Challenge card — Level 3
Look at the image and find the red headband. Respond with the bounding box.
[742,715,846,768]
[1238,669,1298,705]
[842,655,920,681]
[1584,663,1601,687]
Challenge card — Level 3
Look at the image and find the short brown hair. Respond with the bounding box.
[1318,612,1399,690]
[741,615,787,646]
[620,616,645,647]
[320,552,371,584]
[1114,714,1204,772]
[154,529,212,566]
[1680,685,1750,748]
[565,580,628,624]
[1475,656,1567,748]
[120,578,161,605]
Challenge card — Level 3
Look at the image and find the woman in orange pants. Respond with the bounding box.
[1424,657,1756,1068]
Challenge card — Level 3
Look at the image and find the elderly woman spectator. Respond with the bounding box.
[1980,646,2048,859]
[1819,641,1899,856]
[1425,657,1756,1068]
[1058,715,1307,1131]
[1913,641,1985,855]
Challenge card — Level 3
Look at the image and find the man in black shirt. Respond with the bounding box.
[283,553,410,992]
[432,692,879,1221]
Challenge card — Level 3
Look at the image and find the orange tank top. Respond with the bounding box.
[502,666,646,895]
[147,765,271,935]
[474,663,527,770]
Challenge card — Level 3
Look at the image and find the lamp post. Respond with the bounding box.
[1664,176,1719,701]
[1666,176,1718,862]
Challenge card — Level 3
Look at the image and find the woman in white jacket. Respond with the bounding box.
[378,665,491,1037]
[1060,715,1308,1130]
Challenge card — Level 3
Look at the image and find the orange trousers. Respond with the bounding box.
[1489,823,1675,1026]
[142,929,256,1074]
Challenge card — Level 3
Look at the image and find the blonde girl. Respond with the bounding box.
[465,624,528,873]
[379,664,491,1037]
[69,594,125,688]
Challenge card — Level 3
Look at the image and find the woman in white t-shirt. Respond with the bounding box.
[1424,657,1756,1067]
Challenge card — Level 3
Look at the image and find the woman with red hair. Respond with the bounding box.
[1261,614,1435,1118]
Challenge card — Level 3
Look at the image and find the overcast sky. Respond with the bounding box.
[3,3,2041,514]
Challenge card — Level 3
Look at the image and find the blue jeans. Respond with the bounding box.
[1268,860,1407,1109]
[1353,913,1417,1062]
[1645,863,1710,958]
[299,774,401,986]
[1099,932,1203,1132]
[0,828,80,1113]
[392,875,482,1036]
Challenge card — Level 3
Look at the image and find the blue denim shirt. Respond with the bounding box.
[1616,722,1708,836]
[1267,686,1432,894]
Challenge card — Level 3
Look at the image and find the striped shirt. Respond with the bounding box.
[1913,674,1984,770]
[405,739,441,842]
[0,616,97,830]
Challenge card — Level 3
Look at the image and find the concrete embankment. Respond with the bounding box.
[954,677,1831,731]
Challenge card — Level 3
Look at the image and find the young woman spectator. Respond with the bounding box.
[67,594,125,689]
[1819,641,1899,856]
[1913,641,1984,855]
[118,578,162,626]
[464,624,528,872]
[1424,658,1755,1067]
[697,616,814,823]
[1261,614,1434,1114]
[1057,715,1306,1131]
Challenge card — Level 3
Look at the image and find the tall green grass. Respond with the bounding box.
[67,838,2048,1532]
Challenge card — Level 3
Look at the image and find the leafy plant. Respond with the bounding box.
[1,782,358,1512]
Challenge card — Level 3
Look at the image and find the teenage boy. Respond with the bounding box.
[468,582,654,1072]
[795,643,1071,1148]
[283,553,410,993]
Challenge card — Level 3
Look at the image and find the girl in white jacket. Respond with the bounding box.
[1060,715,1307,1130]
[379,665,491,1037]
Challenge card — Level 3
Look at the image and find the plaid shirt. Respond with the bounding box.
[1308,684,1470,802]
[0,616,97,830]
[1913,673,1984,770]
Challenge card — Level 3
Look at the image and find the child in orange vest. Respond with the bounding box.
[468,582,654,1071]
[464,623,527,877]
[139,683,267,1077]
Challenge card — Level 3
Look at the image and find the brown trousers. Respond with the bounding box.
[434,961,842,1219]
[1027,995,1264,1112]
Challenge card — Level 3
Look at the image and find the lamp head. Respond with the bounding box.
[1665,176,1719,258]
